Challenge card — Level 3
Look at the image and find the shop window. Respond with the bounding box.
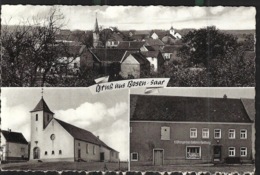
[240,147,247,157]
[240,129,247,139]
[202,128,209,138]
[228,147,235,157]
[131,152,138,161]
[190,128,197,138]
[186,146,201,159]
[229,129,235,139]
[161,126,170,140]
[214,129,221,139]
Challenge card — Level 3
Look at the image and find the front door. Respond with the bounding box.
[78,149,81,159]
[100,152,105,161]
[33,147,40,159]
[213,146,221,161]
[154,149,163,165]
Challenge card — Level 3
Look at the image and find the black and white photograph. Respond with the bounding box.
[0,88,129,171]
[1,6,256,87]
[130,87,255,173]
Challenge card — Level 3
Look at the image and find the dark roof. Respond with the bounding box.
[132,53,149,64]
[1,130,28,144]
[241,98,255,121]
[141,51,160,58]
[144,45,155,51]
[162,45,181,53]
[117,41,145,50]
[31,98,54,114]
[144,38,165,46]
[131,95,253,123]
[55,118,118,152]
[90,48,127,62]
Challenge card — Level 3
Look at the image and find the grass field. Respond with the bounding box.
[130,164,254,174]
[0,161,128,171]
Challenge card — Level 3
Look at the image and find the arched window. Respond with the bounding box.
[45,151,47,155]
[52,150,55,155]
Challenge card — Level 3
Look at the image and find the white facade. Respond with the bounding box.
[151,32,159,40]
[146,57,158,72]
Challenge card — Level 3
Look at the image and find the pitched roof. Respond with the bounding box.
[117,41,145,50]
[162,45,181,53]
[55,118,118,152]
[241,98,255,121]
[144,45,155,51]
[144,38,165,46]
[130,95,253,123]
[141,51,160,58]
[31,98,54,114]
[90,48,127,62]
[1,130,28,144]
[123,52,150,65]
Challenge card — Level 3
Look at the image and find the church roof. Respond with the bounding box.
[94,17,99,33]
[30,98,54,114]
[55,118,118,152]
[131,95,253,123]
[1,130,28,144]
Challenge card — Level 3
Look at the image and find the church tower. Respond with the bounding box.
[30,97,54,160]
[93,13,100,48]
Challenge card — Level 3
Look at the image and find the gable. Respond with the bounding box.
[123,55,140,64]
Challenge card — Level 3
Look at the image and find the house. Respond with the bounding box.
[0,130,29,162]
[140,51,165,73]
[30,97,119,162]
[106,32,124,48]
[162,45,182,65]
[241,98,255,160]
[120,51,150,78]
[131,31,150,41]
[130,95,253,166]
[117,41,146,50]
[143,38,165,51]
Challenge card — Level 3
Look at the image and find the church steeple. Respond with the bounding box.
[30,98,54,114]
[94,13,99,33]
[93,12,100,48]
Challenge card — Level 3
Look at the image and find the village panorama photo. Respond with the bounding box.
[130,87,255,173]
[1,6,256,87]
[0,88,129,171]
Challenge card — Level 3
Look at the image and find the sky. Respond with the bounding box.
[1,88,129,161]
[2,5,256,30]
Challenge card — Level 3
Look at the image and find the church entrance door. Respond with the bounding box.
[33,147,40,159]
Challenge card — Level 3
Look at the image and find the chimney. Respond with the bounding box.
[223,94,227,99]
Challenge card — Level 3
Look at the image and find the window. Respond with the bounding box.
[45,151,48,155]
[78,142,80,146]
[74,63,78,68]
[229,129,236,139]
[214,129,221,139]
[112,151,114,157]
[52,150,55,155]
[116,152,118,158]
[93,146,96,155]
[161,126,170,140]
[202,128,209,139]
[59,150,62,155]
[36,114,38,121]
[228,147,235,157]
[186,147,201,159]
[131,152,138,161]
[240,147,247,157]
[240,129,247,139]
[190,128,197,138]
[86,144,88,154]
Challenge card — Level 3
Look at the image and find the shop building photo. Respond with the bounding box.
[0,88,129,171]
[130,88,255,170]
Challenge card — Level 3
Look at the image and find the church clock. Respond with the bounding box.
[50,134,55,140]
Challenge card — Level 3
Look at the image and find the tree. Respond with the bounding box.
[178,26,239,67]
[99,28,113,47]
[2,7,80,87]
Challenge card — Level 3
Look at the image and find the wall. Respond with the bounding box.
[130,121,252,165]
[120,55,141,78]
[74,140,100,162]
[146,57,158,72]
[30,116,75,162]
[80,50,100,69]
[1,135,7,160]
[6,142,28,160]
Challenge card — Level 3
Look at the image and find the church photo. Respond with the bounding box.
[0,88,129,171]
